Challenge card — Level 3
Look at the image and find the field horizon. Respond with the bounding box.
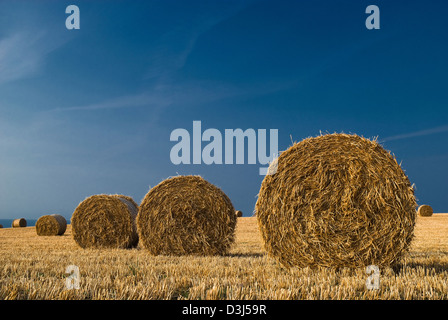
[1,214,448,299]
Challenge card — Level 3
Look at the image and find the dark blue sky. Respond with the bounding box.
[0,0,447,219]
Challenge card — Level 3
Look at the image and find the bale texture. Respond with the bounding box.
[418,205,433,217]
[71,194,139,249]
[12,218,27,228]
[137,175,237,256]
[236,210,243,217]
[36,214,67,236]
[256,133,417,269]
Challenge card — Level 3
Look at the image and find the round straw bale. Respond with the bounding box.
[256,133,417,269]
[137,175,237,256]
[71,194,139,249]
[418,204,433,217]
[36,214,67,236]
[0,224,3,228]
[236,210,243,217]
[12,218,27,228]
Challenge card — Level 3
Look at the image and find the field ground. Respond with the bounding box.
[1,214,448,299]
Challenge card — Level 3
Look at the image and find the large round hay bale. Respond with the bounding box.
[71,194,139,249]
[236,210,243,217]
[12,218,27,228]
[418,205,433,217]
[137,175,237,256]
[256,133,417,269]
[36,214,67,236]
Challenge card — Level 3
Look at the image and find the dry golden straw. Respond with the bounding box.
[71,194,139,249]
[12,218,27,228]
[256,133,417,269]
[137,175,237,256]
[36,214,67,236]
[418,205,433,217]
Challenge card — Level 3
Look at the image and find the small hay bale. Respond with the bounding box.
[0,224,3,228]
[236,210,243,217]
[137,175,237,256]
[418,205,433,217]
[71,194,139,249]
[12,218,27,228]
[256,133,417,269]
[36,214,67,236]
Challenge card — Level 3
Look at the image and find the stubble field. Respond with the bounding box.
[1,214,448,300]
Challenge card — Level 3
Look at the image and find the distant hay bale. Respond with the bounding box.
[256,133,417,269]
[71,194,139,249]
[236,210,243,217]
[12,218,27,228]
[418,205,433,217]
[36,214,67,236]
[0,224,3,228]
[137,175,237,256]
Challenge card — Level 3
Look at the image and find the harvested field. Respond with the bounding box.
[1,214,448,300]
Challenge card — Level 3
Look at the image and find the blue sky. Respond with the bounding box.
[0,0,447,219]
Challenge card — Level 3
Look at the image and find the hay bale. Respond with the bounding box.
[36,214,67,236]
[236,210,243,217]
[12,218,27,228]
[418,204,433,217]
[137,175,237,256]
[71,194,139,249]
[0,224,3,228]
[256,133,417,269]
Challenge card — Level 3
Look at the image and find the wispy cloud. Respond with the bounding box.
[381,125,448,142]
[50,78,296,115]
[144,1,256,81]
[48,1,268,115]
[0,31,66,85]
[50,92,172,112]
